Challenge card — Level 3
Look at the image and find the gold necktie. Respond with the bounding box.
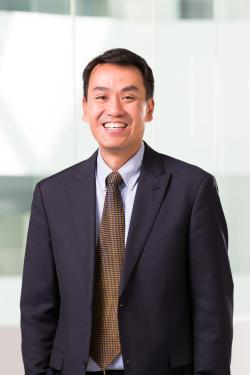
[90,171,125,370]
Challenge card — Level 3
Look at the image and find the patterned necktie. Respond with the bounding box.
[90,171,125,370]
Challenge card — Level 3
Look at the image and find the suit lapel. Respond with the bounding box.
[119,144,171,297]
[69,151,97,306]
[68,145,171,302]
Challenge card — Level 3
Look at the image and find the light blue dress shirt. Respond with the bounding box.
[87,142,145,371]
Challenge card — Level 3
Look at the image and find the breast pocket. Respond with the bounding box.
[145,235,169,245]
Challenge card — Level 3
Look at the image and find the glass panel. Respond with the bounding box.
[76,0,156,19]
[215,0,250,20]
[30,0,69,14]
[0,3,74,277]
[0,176,41,275]
[179,0,213,19]
[0,0,30,12]
[213,16,250,313]
[154,1,250,314]
[76,0,109,17]
[2,0,248,20]
[0,0,70,14]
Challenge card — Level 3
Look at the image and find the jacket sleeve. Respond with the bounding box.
[20,182,60,375]
[188,174,234,375]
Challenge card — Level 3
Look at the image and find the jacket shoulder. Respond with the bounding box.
[157,152,219,206]
[145,142,213,183]
[35,150,97,195]
[38,160,86,186]
[161,152,212,181]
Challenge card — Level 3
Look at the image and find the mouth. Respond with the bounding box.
[102,122,128,129]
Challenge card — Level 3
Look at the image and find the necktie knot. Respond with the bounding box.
[106,172,123,188]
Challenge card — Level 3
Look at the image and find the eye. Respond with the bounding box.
[122,96,135,102]
[95,95,107,101]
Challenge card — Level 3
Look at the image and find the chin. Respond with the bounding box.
[101,140,127,150]
[102,145,125,153]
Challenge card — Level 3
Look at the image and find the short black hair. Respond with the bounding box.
[82,48,154,100]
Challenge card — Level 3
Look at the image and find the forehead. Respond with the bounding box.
[88,63,145,92]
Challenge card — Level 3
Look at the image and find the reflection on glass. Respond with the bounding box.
[217,0,250,20]
[179,0,213,19]
[0,0,70,14]
[0,177,42,275]
[76,0,109,17]
[218,177,250,275]
[0,0,249,20]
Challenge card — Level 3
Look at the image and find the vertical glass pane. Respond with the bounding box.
[154,0,250,316]
[0,4,74,276]
[215,0,250,19]
[0,176,40,275]
[0,1,74,334]
[74,0,155,158]
[213,0,250,313]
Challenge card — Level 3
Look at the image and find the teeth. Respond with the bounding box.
[104,122,127,129]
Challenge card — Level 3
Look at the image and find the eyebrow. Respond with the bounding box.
[92,85,139,93]
[92,86,108,92]
[121,85,139,93]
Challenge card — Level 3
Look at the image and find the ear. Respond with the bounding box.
[145,98,155,122]
[82,97,89,123]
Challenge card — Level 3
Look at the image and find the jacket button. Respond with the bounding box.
[119,303,125,307]
[126,359,132,364]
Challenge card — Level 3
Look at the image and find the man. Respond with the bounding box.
[21,48,233,375]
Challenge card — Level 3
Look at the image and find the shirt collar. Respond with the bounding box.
[96,142,145,191]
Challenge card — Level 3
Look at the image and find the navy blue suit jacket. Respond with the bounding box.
[20,143,233,375]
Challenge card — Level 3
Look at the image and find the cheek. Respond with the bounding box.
[89,111,102,127]
[136,103,148,118]
[88,107,104,123]
[134,108,148,125]
[129,105,145,120]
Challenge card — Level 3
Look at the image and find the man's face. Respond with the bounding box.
[82,63,154,158]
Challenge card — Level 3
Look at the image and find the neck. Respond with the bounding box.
[100,143,142,171]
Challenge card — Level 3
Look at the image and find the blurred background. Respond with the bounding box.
[0,0,249,373]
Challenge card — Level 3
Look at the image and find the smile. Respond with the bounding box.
[103,122,127,129]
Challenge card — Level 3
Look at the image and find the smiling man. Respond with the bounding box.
[82,59,154,170]
[21,48,233,375]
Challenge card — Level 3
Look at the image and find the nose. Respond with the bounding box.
[106,96,124,117]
